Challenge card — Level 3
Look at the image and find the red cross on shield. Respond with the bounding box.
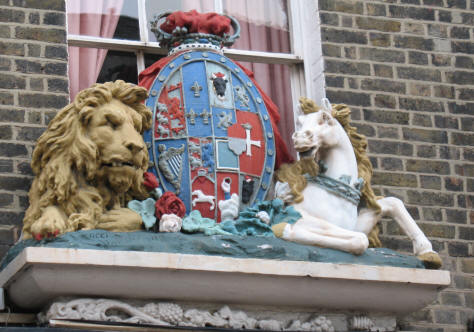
[227,110,265,176]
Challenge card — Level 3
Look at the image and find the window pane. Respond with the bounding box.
[67,0,139,41]
[68,47,137,99]
[146,0,215,43]
[96,50,138,84]
[144,53,167,68]
[223,0,291,53]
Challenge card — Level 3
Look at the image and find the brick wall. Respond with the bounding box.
[0,0,68,256]
[0,0,471,329]
[319,0,473,331]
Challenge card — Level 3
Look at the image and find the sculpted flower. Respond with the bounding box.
[155,192,186,220]
[127,198,157,230]
[159,214,183,233]
[143,172,159,191]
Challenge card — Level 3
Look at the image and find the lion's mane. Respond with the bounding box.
[22,81,152,238]
[276,101,382,247]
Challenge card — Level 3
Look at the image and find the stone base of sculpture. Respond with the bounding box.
[0,232,450,331]
[42,298,398,332]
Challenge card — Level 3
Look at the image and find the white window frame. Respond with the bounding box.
[66,0,325,122]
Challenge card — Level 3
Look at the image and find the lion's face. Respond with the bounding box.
[86,99,148,193]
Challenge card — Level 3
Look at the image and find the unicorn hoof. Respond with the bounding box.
[272,222,288,238]
[417,251,442,269]
[349,233,369,255]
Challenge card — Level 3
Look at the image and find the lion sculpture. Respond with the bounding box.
[22,81,152,240]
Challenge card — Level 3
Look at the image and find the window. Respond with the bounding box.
[66,0,325,157]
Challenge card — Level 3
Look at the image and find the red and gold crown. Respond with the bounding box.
[150,10,240,54]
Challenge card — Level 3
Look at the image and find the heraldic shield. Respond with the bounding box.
[143,50,276,221]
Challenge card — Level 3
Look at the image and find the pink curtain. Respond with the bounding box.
[182,0,214,13]
[181,0,295,157]
[230,2,294,157]
[223,0,288,34]
[67,0,124,99]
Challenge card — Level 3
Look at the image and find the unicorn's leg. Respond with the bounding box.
[376,197,441,268]
[273,210,369,255]
[377,197,431,254]
[354,208,380,235]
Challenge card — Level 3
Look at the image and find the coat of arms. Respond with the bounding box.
[143,45,276,221]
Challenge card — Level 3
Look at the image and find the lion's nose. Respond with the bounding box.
[126,141,144,153]
[122,123,145,153]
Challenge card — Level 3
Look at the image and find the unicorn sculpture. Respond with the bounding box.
[273,97,442,269]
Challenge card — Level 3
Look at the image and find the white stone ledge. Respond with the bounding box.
[0,247,450,313]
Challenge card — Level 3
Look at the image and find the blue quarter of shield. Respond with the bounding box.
[156,139,191,209]
[216,140,238,170]
[182,61,208,106]
[213,108,235,138]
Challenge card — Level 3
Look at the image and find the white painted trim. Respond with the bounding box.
[289,63,306,126]
[67,35,165,53]
[288,0,303,57]
[288,1,310,131]
[223,48,302,64]
[67,35,303,65]
[137,0,149,43]
[214,0,223,14]
[290,0,326,103]
[136,50,145,76]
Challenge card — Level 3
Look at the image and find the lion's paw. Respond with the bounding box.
[29,206,69,240]
[97,208,142,232]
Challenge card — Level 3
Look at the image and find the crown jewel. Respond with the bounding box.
[151,10,241,55]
